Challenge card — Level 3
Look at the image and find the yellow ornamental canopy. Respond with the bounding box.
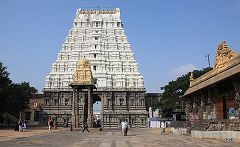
[72,57,94,85]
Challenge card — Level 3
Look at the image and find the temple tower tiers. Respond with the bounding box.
[43,8,148,128]
[44,8,144,90]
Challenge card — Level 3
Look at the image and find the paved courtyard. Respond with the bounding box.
[0,128,239,147]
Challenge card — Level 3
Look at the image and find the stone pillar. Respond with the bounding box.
[193,96,197,114]
[185,101,191,119]
[101,93,105,128]
[233,80,240,109]
[71,89,79,128]
[212,87,218,119]
[71,89,75,128]
[207,87,214,119]
[200,98,204,120]
[87,86,93,127]
[19,111,23,120]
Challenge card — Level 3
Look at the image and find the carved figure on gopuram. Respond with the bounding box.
[215,41,238,69]
[73,57,93,84]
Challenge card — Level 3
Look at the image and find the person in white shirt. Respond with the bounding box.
[121,120,129,136]
[121,121,126,136]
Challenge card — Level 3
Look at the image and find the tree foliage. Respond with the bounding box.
[0,62,12,113]
[156,67,212,117]
[0,62,37,114]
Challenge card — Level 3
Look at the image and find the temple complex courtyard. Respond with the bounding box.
[1,1,240,147]
[0,128,239,147]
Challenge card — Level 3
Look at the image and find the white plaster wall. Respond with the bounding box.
[44,8,144,90]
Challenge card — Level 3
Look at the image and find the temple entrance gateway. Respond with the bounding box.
[93,94,102,128]
[70,57,95,128]
[42,8,148,128]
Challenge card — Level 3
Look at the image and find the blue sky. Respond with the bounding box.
[0,0,240,93]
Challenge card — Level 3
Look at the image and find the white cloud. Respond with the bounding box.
[170,64,198,78]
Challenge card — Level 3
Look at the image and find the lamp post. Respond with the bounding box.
[205,53,211,68]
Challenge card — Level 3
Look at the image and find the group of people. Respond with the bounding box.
[121,120,129,136]
[15,119,27,132]
[47,118,130,135]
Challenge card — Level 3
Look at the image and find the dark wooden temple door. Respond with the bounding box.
[215,96,227,119]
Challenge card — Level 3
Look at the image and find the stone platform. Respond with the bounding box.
[191,130,240,142]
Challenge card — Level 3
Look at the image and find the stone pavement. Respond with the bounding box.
[0,127,61,141]
[0,128,239,147]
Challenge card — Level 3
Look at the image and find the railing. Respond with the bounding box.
[192,119,240,131]
[170,121,191,129]
[170,119,240,131]
[44,87,146,92]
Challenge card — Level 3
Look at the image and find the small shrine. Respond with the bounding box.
[183,41,240,131]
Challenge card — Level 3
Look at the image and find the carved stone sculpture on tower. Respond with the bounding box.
[215,41,238,69]
[73,57,93,85]
[189,72,194,87]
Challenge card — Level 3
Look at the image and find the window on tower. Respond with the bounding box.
[131,99,134,105]
[65,99,68,105]
[44,99,48,105]
[93,66,96,71]
[117,22,121,28]
[25,112,31,120]
[54,99,58,105]
[34,111,40,121]
[94,54,96,58]
[96,22,100,27]
[120,99,123,106]
[94,45,97,49]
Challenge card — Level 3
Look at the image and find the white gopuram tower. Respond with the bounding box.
[42,8,148,128]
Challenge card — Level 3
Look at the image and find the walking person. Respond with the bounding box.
[125,120,129,136]
[161,120,166,135]
[48,118,53,133]
[121,120,127,136]
[22,120,27,131]
[18,119,23,132]
[82,121,89,133]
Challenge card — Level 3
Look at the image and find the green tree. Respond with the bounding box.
[0,62,12,113]
[156,67,212,117]
[9,82,37,113]
[0,61,37,115]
